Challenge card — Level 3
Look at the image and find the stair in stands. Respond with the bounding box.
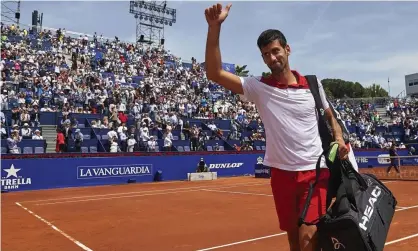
[41,125,57,153]
[376,107,392,122]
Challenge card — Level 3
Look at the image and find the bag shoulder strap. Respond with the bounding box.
[305,75,324,114]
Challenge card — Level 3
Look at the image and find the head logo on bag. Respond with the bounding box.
[359,186,382,231]
[331,237,345,250]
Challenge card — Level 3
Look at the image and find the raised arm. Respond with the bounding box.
[204,3,243,95]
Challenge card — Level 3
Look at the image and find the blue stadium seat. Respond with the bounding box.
[89,146,97,153]
[23,147,33,154]
[34,147,44,154]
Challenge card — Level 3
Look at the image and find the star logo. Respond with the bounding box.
[3,164,20,178]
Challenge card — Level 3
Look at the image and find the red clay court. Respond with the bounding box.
[2,176,418,251]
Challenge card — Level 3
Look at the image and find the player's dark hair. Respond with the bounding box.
[257,29,287,50]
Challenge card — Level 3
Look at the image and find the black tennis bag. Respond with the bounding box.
[299,145,397,251]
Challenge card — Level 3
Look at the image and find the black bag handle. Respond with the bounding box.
[298,145,368,226]
[341,159,368,190]
[298,150,326,227]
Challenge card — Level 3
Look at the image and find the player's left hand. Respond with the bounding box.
[337,139,349,160]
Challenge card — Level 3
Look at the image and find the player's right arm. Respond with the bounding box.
[204,3,243,95]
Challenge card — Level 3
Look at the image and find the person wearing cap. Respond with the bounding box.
[10,124,19,134]
[21,123,32,138]
[32,129,43,140]
[7,130,22,154]
[74,128,84,152]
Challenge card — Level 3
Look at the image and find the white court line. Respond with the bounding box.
[33,183,270,206]
[196,233,287,251]
[196,205,418,251]
[15,202,93,251]
[201,189,273,197]
[385,232,418,245]
[21,181,269,204]
[19,176,398,204]
[395,205,418,212]
[35,190,201,206]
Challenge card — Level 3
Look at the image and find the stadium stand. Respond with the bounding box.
[1,23,418,155]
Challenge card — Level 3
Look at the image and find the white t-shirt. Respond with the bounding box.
[240,72,358,172]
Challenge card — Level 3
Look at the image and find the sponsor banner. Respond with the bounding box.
[254,156,270,178]
[1,154,263,192]
[0,164,32,191]
[1,150,411,192]
[77,164,153,179]
[354,150,408,168]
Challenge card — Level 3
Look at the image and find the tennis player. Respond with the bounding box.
[204,3,358,251]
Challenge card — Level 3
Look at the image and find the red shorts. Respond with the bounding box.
[270,167,330,232]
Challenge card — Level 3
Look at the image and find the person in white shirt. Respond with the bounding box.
[74,129,84,152]
[119,129,127,152]
[147,136,157,152]
[207,121,217,131]
[118,123,128,134]
[203,4,356,251]
[140,124,150,150]
[127,134,136,152]
[163,132,172,151]
[109,138,119,153]
[0,123,6,139]
[107,128,118,143]
[32,129,43,140]
[7,130,22,154]
[21,123,32,137]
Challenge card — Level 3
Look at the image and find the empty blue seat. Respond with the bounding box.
[23,147,33,154]
[34,147,44,153]
[89,146,97,153]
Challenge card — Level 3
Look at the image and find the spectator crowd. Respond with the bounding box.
[1,23,418,154]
